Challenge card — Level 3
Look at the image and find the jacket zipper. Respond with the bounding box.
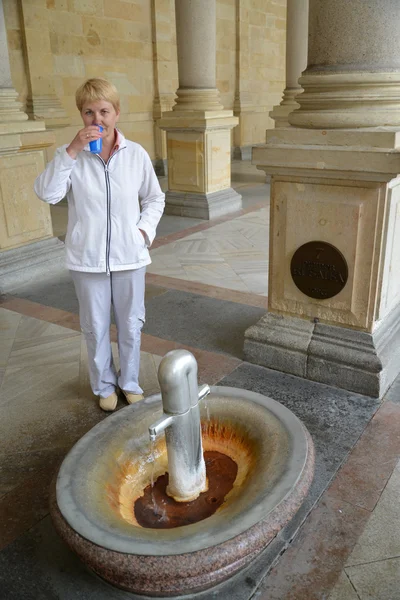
[95,148,123,275]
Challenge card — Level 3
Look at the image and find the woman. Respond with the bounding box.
[35,78,165,412]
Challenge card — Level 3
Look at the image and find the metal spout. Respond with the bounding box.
[149,414,174,441]
[148,350,210,502]
[198,383,211,403]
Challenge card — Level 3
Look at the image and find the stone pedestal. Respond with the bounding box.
[0,121,66,293]
[159,110,241,219]
[245,128,400,397]
[0,122,55,251]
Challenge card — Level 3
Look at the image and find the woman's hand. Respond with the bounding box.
[66,126,103,159]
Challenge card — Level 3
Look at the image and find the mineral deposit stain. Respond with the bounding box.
[134,451,238,529]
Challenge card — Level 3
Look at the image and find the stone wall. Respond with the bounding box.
[234,0,287,156]
[3,0,286,160]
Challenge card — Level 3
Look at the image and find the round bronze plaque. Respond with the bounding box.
[290,241,348,300]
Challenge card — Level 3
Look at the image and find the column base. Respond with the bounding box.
[244,308,400,398]
[0,88,28,122]
[290,72,400,129]
[26,95,70,128]
[164,188,242,220]
[269,88,301,128]
[172,88,224,112]
[0,237,66,293]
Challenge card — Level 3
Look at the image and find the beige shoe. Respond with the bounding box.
[99,392,118,412]
[122,391,144,405]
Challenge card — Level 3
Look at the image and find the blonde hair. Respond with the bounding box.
[75,78,120,112]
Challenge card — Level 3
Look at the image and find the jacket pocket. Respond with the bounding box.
[109,221,148,266]
[135,225,147,248]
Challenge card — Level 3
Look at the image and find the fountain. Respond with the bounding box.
[50,350,315,597]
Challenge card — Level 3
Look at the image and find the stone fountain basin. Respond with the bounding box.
[50,386,314,597]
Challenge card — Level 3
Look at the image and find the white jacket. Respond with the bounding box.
[34,132,165,273]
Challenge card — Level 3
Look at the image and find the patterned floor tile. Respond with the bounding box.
[328,572,360,600]
[346,557,400,600]
[0,309,21,338]
[346,459,400,567]
[148,207,270,295]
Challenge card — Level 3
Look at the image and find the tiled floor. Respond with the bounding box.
[1,160,400,599]
[148,207,269,295]
[330,458,400,600]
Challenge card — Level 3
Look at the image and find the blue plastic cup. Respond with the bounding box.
[89,125,103,153]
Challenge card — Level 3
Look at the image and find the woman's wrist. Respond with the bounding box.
[66,144,79,160]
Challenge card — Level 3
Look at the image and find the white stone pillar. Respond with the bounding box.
[0,0,65,292]
[270,0,309,128]
[290,0,400,128]
[173,0,223,111]
[159,0,241,219]
[246,0,400,398]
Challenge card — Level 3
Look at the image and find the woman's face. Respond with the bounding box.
[81,100,120,144]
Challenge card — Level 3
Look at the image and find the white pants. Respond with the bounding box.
[70,268,146,398]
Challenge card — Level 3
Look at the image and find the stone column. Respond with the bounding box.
[0,0,64,293]
[173,0,223,112]
[290,0,400,128]
[270,0,308,128]
[159,0,241,219]
[19,0,69,129]
[245,0,400,398]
